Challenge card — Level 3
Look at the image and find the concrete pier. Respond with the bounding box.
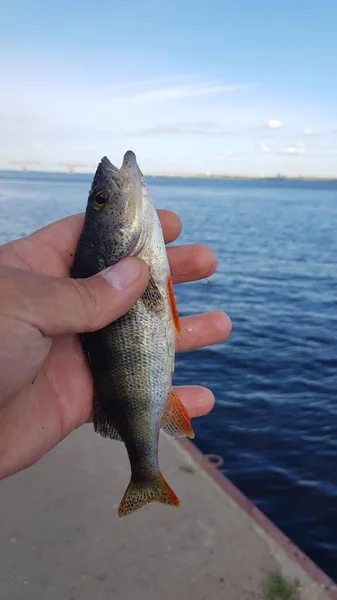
[1,426,336,599]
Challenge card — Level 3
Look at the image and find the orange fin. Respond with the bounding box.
[118,472,180,518]
[162,389,195,439]
[141,274,166,313]
[167,276,181,335]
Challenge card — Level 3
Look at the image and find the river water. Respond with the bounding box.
[1,171,336,579]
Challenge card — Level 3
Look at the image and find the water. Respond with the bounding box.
[1,171,337,579]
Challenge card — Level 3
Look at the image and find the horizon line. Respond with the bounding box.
[1,167,337,182]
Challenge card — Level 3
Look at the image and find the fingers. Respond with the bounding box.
[167,244,217,284]
[84,312,229,425]
[2,211,215,288]
[176,311,232,352]
[157,210,182,243]
[175,386,215,418]
[0,259,149,336]
[21,209,182,269]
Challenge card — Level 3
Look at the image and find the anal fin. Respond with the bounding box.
[162,389,195,439]
[93,396,123,441]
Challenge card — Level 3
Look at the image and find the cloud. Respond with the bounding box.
[305,149,337,158]
[0,76,250,137]
[299,127,322,137]
[266,119,283,129]
[129,122,232,137]
[258,141,337,158]
[31,141,44,150]
[284,146,305,155]
[125,82,249,103]
[3,69,336,175]
[259,143,306,156]
[211,149,238,159]
[301,128,316,136]
[96,75,181,94]
[0,114,44,122]
[248,120,283,136]
[83,77,249,106]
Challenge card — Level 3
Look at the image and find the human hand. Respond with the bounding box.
[0,210,231,479]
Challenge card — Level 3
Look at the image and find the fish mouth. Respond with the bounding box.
[99,151,140,175]
[99,156,119,172]
[92,151,141,190]
[121,150,138,169]
[93,150,144,224]
[91,155,120,192]
[120,150,143,179]
[89,151,146,257]
[119,150,143,194]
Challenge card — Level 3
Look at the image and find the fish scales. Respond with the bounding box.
[71,151,194,517]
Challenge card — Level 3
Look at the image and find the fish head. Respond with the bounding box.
[83,151,146,263]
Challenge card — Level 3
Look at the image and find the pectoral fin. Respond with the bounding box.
[162,389,195,438]
[167,277,181,335]
[141,274,166,313]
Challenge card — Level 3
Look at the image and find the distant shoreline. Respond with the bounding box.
[147,174,337,182]
[0,169,337,182]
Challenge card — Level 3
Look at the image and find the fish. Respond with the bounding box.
[71,150,195,517]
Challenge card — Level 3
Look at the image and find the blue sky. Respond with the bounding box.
[1,0,337,176]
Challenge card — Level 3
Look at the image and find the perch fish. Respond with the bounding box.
[71,151,194,517]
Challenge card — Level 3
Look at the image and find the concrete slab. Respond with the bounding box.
[0,426,336,600]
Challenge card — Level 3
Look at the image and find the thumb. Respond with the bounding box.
[0,258,149,336]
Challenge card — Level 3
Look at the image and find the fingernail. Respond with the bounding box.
[100,257,141,291]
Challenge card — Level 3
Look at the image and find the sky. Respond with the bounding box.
[0,0,337,176]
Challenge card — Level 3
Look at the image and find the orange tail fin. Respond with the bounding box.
[118,473,180,518]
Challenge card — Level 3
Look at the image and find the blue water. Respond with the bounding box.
[1,171,337,579]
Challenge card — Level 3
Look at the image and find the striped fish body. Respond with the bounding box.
[71,151,194,517]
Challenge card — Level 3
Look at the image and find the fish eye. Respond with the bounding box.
[93,191,107,210]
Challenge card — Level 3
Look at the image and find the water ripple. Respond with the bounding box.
[1,172,337,579]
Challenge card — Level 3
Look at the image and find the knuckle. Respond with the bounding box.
[69,278,101,329]
[0,268,24,312]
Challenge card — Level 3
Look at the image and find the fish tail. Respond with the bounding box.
[118,473,180,518]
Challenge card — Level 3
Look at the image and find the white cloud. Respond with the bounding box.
[31,141,43,150]
[1,67,336,176]
[130,122,232,136]
[126,82,248,103]
[259,143,306,156]
[211,149,237,157]
[284,146,305,155]
[302,128,316,136]
[0,76,249,130]
[267,119,283,129]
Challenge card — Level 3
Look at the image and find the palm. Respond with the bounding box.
[0,211,231,475]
